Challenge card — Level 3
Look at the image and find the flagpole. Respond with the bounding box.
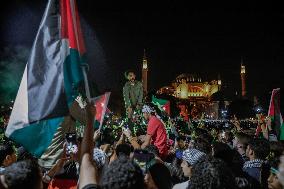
[82,67,91,102]
[69,0,91,102]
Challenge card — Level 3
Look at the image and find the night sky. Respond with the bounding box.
[0,1,284,107]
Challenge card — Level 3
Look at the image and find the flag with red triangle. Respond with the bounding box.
[92,92,111,130]
[152,96,170,115]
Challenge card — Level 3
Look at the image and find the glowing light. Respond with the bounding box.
[241,65,246,74]
[218,80,221,85]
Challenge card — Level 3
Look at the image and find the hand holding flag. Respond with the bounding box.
[5,0,93,157]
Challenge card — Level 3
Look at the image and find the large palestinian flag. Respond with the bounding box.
[6,0,88,157]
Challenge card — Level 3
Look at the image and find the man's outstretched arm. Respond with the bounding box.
[79,103,99,189]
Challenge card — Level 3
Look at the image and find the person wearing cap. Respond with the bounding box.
[123,70,143,118]
[267,158,283,189]
[173,148,206,189]
[141,104,168,159]
[92,148,108,182]
[123,104,169,159]
[277,155,284,188]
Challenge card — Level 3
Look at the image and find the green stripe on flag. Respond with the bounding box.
[280,123,284,140]
[152,96,168,106]
[9,117,64,157]
[63,49,84,106]
[152,95,170,114]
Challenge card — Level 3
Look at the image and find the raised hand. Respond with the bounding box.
[93,129,101,141]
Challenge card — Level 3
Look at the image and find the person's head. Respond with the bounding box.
[232,132,251,154]
[115,144,133,158]
[93,148,108,170]
[142,104,156,121]
[176,136,186,149]
[246,138,270,160]
[16,146,35,162]
[125,70,136,82]
[0,143,17,167]
[101,156,145,189]
[145,162,172,189]
[1,160,43,189]
[269,141,284,160]
[190,137,211,154]
[212,142,245,178]
[268,158,283,189]
[211,142,232,160]
[181,148,206,178]
[144,145,159,158]
[190,157,237,189]
[278,155,284,189]
[218,129,233,144]
[193,128,213,144]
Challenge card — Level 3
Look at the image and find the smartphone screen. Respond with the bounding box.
[65,133,78,156]
[133,150,155,174]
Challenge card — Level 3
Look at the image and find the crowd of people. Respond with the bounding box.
[0,71,283,189]
[0,99,284,189]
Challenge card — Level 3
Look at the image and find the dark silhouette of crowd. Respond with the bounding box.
[1,102,284,189]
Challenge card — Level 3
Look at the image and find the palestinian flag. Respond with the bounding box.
[6,0,88,157]
[91,92,111,130]
[152,96,170,115]
[268,88,284,140]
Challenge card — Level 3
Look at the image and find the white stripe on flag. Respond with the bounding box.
[6,66,29,136]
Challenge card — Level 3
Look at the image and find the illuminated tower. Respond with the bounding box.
[217,74,222,91]
[240,59,246,97]
[142,49,148,94]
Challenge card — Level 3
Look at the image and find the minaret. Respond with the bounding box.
[240,58,246,97]
[217,74,222,91]
[142,49,148,94]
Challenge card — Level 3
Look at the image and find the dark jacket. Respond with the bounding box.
[243,159,270,189]
[243,159,263,182]
[123,81,143,108]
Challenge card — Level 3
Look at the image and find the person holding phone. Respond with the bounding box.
[43,135,80,189]
[132,149,155,174]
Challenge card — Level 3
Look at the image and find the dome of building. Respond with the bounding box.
[175,73,202,83]
[158,73,221,100]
